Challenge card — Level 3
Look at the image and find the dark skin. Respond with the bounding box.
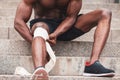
[14,0,112,79]
[14,0,82,43]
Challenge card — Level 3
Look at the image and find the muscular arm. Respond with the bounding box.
[53,0,82,37]
[14,0,34,43]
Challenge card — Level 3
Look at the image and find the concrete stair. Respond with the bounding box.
[0,75,120,80]
[83,0,116,3]
[0,0,120,80]
[0,40,120,57]
[0,40,120,76]
[1,27,120,42]
[0,56,120,75]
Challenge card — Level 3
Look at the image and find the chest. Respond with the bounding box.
[33,0,70,18]
[34,0,69,9]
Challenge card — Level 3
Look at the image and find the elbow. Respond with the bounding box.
[66,16,76,25]
[14,20,21,32]
[14,21,18,31]
[67,15,77,22]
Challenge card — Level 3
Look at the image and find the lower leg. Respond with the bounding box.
[32,37,47,68]
[90,10,112,64]
[31,26,50,80]
[74,9,114,76]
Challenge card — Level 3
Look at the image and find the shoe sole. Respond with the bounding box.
[83,72,115,77]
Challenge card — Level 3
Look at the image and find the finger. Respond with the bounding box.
[47,40,55,46]
[49,40,56,46]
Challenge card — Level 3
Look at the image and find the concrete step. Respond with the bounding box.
[0,1,20,9]
[81,3,120,10]
[0,15,120,28]
[0,56,119,75]
[0,40,120,57]
[0,1,118,9]
[80,10,120,19]
[0,8,120,28]
[0,75,120,80]
[0,2,120,10]
[83,0,116,3]
[1,27,120,42]
[0,0,20,2]
[74,28,120,42]
[1,8,120,19]
[4,18,120,29]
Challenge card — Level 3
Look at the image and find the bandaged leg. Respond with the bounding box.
[14,27,56,76]
[33,27,56,73]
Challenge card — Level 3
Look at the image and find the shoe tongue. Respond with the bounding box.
[95,60,100,64]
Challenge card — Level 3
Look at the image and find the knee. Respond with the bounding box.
[32,37,45,44]
[34,22,45,28]
[34,36,44,41]
[100,9,112,19]
[32,22,49,34]
[33,27,49,40]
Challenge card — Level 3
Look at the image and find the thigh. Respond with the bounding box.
[75,9,103,32]
[57,26,85,41]
[31,22,50,35]
[30,19,61,35]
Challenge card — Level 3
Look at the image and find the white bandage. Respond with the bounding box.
[34,27,49,40]
[34,27,56,73]
[14,27,56,76]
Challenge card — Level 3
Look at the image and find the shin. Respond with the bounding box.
[32,27,49,68]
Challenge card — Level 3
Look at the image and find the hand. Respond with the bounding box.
[47,33,57,46]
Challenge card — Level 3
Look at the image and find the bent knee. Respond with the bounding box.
[31,22,49,34]
[33,27,49,40]
[99,9,112,19]
[33,36,44,41]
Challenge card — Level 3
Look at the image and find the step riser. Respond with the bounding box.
[74,29,120,42]
[0,40,120,57]
[0,10,120,20]
[1,3,120,10]
[0,75,119,80]
[1,19,120,29]
[1,5,120,17]
[1,22,120,42]
[0,9,120,28]
[0,56,119,75]
[83,0,116,3]
[80,10,120,19]
[82,4,120,10]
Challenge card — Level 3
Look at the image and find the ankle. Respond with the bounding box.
[85,60,99,66]
[35,66,45,70]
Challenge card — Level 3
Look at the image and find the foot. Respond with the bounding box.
[31,67,49,80]
[83,60,115,77]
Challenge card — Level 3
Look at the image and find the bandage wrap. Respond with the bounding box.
[34,27,56,73]
[34,27,49,40]
[14,27,56,76]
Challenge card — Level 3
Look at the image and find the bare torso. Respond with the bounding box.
[33,0,70,19]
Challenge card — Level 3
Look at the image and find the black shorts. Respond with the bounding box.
[30,15,85,41]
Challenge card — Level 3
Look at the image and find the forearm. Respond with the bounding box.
[52,0,82,37]
[14,21,33,43]
[53,16,76,37]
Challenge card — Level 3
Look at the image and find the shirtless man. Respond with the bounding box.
[14,0,115,79]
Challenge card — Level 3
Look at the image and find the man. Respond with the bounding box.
[14,0,115,79]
